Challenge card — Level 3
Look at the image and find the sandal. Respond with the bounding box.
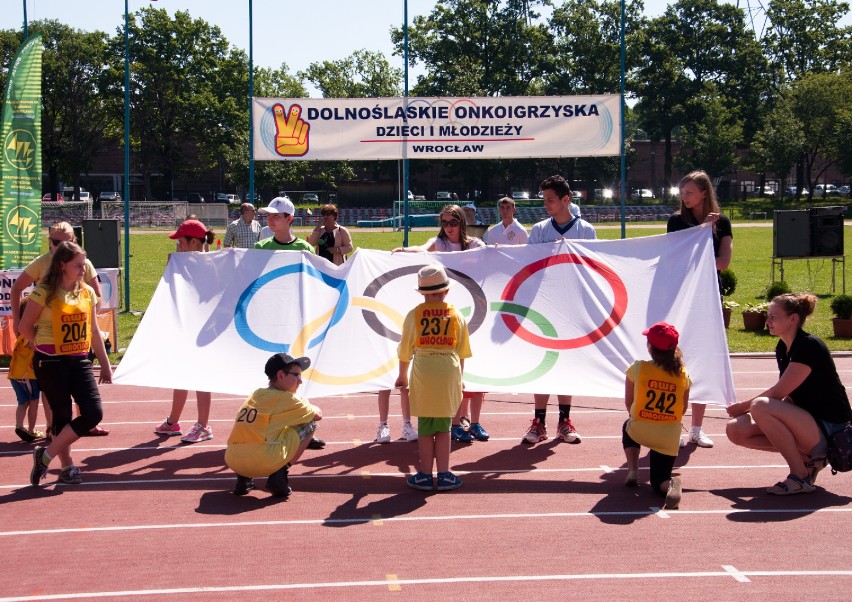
[766,474,816,496]
[83,426,110,437]
[805,457,828,485]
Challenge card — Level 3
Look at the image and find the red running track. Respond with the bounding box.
[1,355,851,600]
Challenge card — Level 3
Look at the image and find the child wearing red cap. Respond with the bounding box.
[154,220,217,443]
[622,321,691,509]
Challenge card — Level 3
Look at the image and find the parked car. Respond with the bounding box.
[751,188,776,197]
[99,191,122,202]
[436,191,454,201]
[62,187,91,202]
[814,184,838,196]
[42,193,64,202]
[572,190,584,201]
[783,186,807,196]
[630,189,654,200]
[837,185,850,197]
[511,191,530,201]
[186,192,205,203]
[215,193,241,204]
[303,193,319,203]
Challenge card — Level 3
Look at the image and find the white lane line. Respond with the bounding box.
[1,568,851,600]
[3,506,852,538]
[0,462,794,488]
[722,565,751,583]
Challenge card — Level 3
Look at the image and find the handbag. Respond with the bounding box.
[819,421,852,475]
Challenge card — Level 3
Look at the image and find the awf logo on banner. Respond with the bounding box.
[253,95,621,161]
[114,228,735,407]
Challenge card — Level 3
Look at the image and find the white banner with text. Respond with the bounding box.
[252,95,620,160]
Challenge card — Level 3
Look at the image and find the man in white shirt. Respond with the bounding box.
[485,197,529,245]
[524,175,597,447]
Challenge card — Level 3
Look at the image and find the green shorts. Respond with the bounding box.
[418,417,451,437]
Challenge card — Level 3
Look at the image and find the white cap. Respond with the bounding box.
[464,203,477,211]
[259,196,295,215]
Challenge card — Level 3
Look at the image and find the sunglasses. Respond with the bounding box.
[441,219,461,228]
[49,238,67,246]
[286,372,302,379]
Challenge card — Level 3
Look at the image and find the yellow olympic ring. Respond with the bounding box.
[294,297,403,385]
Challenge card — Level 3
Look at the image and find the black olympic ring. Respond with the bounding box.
[361,264,488,342]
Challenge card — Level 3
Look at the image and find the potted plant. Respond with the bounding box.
[722,299,739,328]
[830,294,852,338]
[719,269,737,328]
[742,302,769,331]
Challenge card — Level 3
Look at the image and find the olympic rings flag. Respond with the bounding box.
[252,96,620,160]
[113,227,735,406]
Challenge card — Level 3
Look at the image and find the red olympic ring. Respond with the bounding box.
[500,254,628,349]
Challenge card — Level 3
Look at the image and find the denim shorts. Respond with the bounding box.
[293,421,317,443]
[11,379,40,405]
[814,418,851,457]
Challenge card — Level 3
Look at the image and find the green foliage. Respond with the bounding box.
[743,302,770,314]
[830,294,852,319]
[765,280,792,300]
[719,269,737,296]
[300,49,402,98]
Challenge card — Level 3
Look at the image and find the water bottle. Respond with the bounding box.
[216,238,222,250]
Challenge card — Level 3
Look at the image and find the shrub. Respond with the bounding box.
[719,269,737,297]
[765,280,792,301]
[830,294,852,320]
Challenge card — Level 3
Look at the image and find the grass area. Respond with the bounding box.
[8,219,849,366]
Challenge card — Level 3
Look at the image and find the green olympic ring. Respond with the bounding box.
[464,301,559,386]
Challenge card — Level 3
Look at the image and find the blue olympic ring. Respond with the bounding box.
[234,262,349,353]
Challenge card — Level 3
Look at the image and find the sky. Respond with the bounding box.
[2,1,849,96]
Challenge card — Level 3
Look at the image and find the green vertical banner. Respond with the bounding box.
[1,35,43,269]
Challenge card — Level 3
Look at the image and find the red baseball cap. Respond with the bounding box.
[643,321,679,350]
[169,219,208,240]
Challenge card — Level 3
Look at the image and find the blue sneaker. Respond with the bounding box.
[407,471,434,491]
[469,422,489,441]
[451,424,473,443]
[436,471,463,491]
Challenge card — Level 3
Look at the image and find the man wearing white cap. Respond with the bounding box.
[255,196,315,253]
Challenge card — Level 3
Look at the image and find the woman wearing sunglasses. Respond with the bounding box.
[394,204,488,443]
[9,222,106,437]
[394,204,485,253]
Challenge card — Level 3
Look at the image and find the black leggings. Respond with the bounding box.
[34,352,103,437]
[622,420,677,496]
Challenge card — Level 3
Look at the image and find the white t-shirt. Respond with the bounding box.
[528,216,597,244]
[423,236,486,252]
[259,226,273,241]
[485,219,529,245]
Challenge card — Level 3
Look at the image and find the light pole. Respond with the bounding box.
[22,0,27,39]
[619,0,626,239]
[123,0,131,310]
[402,0,410,246]
[248,0,255,204]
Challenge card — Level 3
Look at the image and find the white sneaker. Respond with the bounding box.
[181,423,213,443]
[689,428,714,448]
[401,422,418,441]
[375,422,391,444]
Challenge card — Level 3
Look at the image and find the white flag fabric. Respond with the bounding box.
[114,227,735,405]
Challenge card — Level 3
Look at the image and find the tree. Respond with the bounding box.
[787,71,852,196]
[106,7,242,199]
[677,89,742,179]
[764,0,852,80]
[301,49,402,98]
[746,97,805,197]
[23,21,114,198]
[635,0,769,185]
